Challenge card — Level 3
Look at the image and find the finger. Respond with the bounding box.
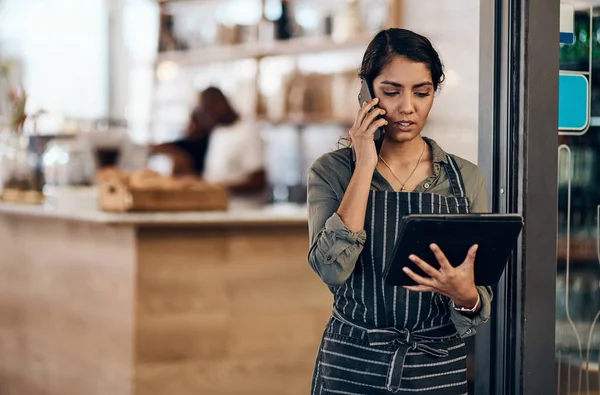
[356,98,379,126]
[365,118,388,137]
[402,267,435,287]
[361,107,386,131]
[462,244,479,267]
[409,254,441,279]
[355,98,379,126]
[404,285,437,293]
[430,243,453,271]
[353,99,370,126]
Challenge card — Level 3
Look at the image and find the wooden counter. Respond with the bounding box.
[0,202,332,395]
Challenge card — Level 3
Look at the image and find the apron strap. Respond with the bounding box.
[442,154,468,199]
[349,139,468,201]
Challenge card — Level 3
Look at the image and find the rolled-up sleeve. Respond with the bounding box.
[307,163,365,287]
[450,286,493,337]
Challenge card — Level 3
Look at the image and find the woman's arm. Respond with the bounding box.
[450,286,493,337]
[307,164,368,287]
[307,98,387,287]
[149,143,196,176]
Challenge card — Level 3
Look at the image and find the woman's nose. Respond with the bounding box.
[398,93,415,114]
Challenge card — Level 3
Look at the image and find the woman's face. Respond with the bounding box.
[372,55,435,142]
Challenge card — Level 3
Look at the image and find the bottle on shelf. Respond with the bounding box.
[332,0,365,43]
[275,0,293,40]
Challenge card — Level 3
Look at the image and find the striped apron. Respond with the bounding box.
[311,155,471,395]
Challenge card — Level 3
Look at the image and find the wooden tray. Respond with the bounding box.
[98,177,228,213]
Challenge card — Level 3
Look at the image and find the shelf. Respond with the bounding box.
[256,114,354,126]
[558,184,600,198]
[555,350,600,373]
[158,0,216,3]
[156,34,375,66]
[558,236,599,262]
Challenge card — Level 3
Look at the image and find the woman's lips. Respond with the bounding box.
[392,121,416,132]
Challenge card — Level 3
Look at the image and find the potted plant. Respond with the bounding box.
[0,58,44,204]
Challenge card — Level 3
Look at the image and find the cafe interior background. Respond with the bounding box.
[0,0,480,202]
[0,0,486,394]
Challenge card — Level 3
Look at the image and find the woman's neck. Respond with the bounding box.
[379,135,428,167]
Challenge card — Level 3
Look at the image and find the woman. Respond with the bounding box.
[151,87,266,194]
[308,28,492,394]
[151,87,237,177]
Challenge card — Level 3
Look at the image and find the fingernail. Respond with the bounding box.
[402,267,409,272]
[473,244,479,252]
[374,98,379,103]
[408,255,416,261]
[380,109,386,114]
[430,243,436,249]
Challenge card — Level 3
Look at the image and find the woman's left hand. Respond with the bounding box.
[402,243,480,309]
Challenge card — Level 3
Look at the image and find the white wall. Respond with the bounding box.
[401,0,480,164]
[0,0,109,120]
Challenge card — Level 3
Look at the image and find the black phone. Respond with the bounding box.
[357,79,383,141]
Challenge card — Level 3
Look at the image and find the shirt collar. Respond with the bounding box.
[423,136,449,164]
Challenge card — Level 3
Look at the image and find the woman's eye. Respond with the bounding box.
[383,91,399,97]
[415,92,431,98]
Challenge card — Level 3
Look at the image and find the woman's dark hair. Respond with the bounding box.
[337,29,444,149]
[359,28,445,92]
[200,86,239,126]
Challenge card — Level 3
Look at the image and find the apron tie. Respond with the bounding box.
[366,327,448,392]
[332,309,449,392]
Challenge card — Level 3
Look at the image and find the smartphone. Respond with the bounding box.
[358,79,383,141]
[352,80,383,162]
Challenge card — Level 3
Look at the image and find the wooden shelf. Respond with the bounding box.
[558,236,598,262]
[156,34,375,66]
[256,114,354,126]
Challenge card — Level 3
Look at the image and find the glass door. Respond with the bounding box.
[556,2,600,393]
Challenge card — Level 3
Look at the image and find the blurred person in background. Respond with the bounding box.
[151,87,266,196]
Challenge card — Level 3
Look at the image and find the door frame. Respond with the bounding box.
[477,0,559,393]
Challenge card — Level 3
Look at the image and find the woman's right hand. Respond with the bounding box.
[349,98,388,170]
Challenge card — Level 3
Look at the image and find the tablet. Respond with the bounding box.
[383,214,523,287]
